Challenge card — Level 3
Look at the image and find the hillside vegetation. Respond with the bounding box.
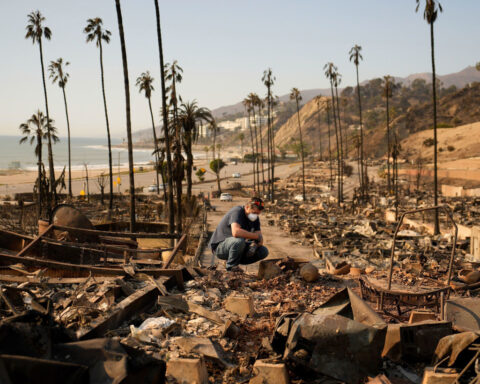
[273,79,480,159]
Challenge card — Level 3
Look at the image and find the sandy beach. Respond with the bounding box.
[0,144,250,197]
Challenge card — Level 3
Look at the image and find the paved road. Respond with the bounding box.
[1,161,301,198]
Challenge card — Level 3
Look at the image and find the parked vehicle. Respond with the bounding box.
[232,172,241,178]
[219,193,233,202]
[147,184,165,193]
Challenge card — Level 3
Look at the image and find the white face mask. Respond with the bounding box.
[247,213,258,222]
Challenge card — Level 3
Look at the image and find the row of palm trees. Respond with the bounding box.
[309,0,440,214]
[241,68,278,200]
[21,2,216,234]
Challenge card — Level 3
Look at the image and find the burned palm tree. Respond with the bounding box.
[49,58,73,197]
[349,44,366,198]
[290,88,306,202]
[114,0,136,232]
[25,11,56,203]
[416,0,443,234]
[153,0,174,234]
[19,111,58,219]
[84,17,114,210]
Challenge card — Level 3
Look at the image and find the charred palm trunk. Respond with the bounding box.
[247,110,256,192]
[258,106,266,194]
[326,102,334,190]
[186,132,194,199]
[355,63,365,198]
[266,91,272,200]
[431,21,440,234]
[172,79,182,233]
[251,107,260,194]
[37,133,42,219]
[148,97,161,195]
[271,104,276,201]
[295,99,306,201]
[154,0,174,235]
[386,91,391,193]
[115,0,136,232]
[334,85,344,202]
[330,84,341,205]
[99,40,114,211]
[38,38,56,209]
[316,103,322,161]
[61,86,72,198]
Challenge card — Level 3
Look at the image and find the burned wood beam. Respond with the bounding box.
[16,224,54,258]
[77,284,159,340]
[157,295,224,325]
[164,234,187,268]
[52,225,180,239]
[0,253,194,284]
[0,275,118,285]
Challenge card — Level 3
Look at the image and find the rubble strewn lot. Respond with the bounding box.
[1,164,480,383]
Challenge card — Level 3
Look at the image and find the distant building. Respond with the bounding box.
[218,118,243,132]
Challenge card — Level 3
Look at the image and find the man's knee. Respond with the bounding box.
[257,246,269,260]
[229,237,246,251]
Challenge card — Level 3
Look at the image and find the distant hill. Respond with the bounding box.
[395,66,480,88]
[133,65,480,144]
[211,88,331,119]
[211,65,480,119]
[273,77,480,159]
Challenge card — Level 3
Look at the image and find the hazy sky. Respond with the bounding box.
[1,0,479,139]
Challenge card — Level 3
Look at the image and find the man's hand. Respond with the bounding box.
[256,232,263,246]
[231,223,259,241]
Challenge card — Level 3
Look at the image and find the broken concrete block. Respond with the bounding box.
[422,367,458,384]
[385,209,396,223]
[409,310,437,324]
[300,263,319,282]
[224,294,255,317]
[166,357,208,384]
[258,261,282,280]
[251,360,289,384]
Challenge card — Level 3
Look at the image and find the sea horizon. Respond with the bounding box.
[0,135,205,171]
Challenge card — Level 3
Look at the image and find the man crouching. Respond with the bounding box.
[209,197,269,271]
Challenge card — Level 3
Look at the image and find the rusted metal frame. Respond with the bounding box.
[453,347,480,384]
[360,277,449,314]
[52,224,180,239]
[77,284,159,340]
[164,234,187,268]
[387,205,457,291]
[15,224,54,258]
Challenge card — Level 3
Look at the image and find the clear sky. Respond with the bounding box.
[0,0,478,139]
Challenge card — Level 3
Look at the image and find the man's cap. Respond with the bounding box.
[250,197,265,210]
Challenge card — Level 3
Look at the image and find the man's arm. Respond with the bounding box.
[254,230,264,246]
[231,223,261,242]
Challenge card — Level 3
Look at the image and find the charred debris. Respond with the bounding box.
[0,164,479,384]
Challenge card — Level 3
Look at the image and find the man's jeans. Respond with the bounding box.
[214,237,269,269]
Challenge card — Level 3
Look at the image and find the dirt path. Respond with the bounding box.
[200,164,315,273]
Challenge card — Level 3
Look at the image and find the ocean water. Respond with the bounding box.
[0,135,157,171]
